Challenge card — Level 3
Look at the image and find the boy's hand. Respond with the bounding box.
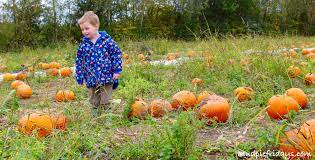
[113,73,120,80]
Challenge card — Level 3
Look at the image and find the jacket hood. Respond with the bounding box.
[82,31,111,43]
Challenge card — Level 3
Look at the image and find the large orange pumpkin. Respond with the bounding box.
[3,73,16,81]
[198,95,230,124]
[285,88,309,109]
[60,67,72,77]
[55,90,75,102]
[266,95,299,120]
[128,98,148,119]
[49,62,60,69]
[287,66,302,78]
[18,113,54,138]
[11,80,25,89]
[149,99,172,118]
[279,129,312,160]
[233,87,254,102]
[171,90,197,110]
[304,73,315,86]
[16,84,32,99]
[46,68,59,76]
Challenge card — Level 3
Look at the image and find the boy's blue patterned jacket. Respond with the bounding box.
[75,31,122,88]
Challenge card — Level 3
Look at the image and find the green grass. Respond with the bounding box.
[0,35,314,159]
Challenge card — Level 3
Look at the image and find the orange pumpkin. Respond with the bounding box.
[46,68,59,76]
[279,129,312,159]
[16,84,32,99]
[266,95,299,120]
[304,73,315,86]
[234,87,254,102]
[11,80,25,89]
[52,115,68,130]
[289,49,297,57]
[192,78,203,86]
[55,90,75,102]
[60,67,72,77]
[302,49,311,56]
[187,50,197,58]
[305,53,315,61]
[138,54,146,61]
[123,54,129,59]
[287,66,302,78]
[128,98,148,119]
[167,52,180,60]
[198,95,230,124]
[18,113,54,138]
[149,99,172,118]
[197,91,213,104]
[3,73,16,81]
[204,55,213,67]
[49,62,60,69]
[171,90,197,110]
[16,72,28,80]
[39,62,50,70]
[285,88,309,109]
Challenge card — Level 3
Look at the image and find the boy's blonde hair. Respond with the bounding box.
[78,11,99,28]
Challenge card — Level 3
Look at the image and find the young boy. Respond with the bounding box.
[75,11,122,115]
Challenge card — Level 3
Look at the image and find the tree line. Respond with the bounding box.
[0,0,313,51]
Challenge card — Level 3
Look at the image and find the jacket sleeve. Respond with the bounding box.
[109,39,122,74]
[75,44,84,85]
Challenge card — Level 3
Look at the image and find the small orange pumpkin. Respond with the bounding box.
[46,68,59,76]
[18,113,54,138]
[60,67,72,77]
[198,95,230,124]
[11,80,25,89]
[128,98,148,119]
[285,88,309,109]
[16,72,28,80]
[52,115,68,130]
[3,73,16,81]
[187,50,197,58]
[289,49,297,57]
[196,91,214,104]
[16,84,32,99]
[234,87,254,102]
[192,78,203,86]
[287,65,302,78]
[39,62,50,70]
[138,54,146,61]
[55,90,75,102]
[123,54,129,59]
[266,95,299,120]
[171,90,197,110]
[149,99,172,118]
[49,62,60,69]
[302,49,311,56]
[304,73,315,85]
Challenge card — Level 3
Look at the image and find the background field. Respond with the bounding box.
[0,36,314,159]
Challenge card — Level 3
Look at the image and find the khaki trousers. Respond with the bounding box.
[88,84,113,109]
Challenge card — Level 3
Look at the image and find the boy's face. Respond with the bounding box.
[79,22,99,39]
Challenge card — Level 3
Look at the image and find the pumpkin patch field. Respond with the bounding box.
[0,37,314,159]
